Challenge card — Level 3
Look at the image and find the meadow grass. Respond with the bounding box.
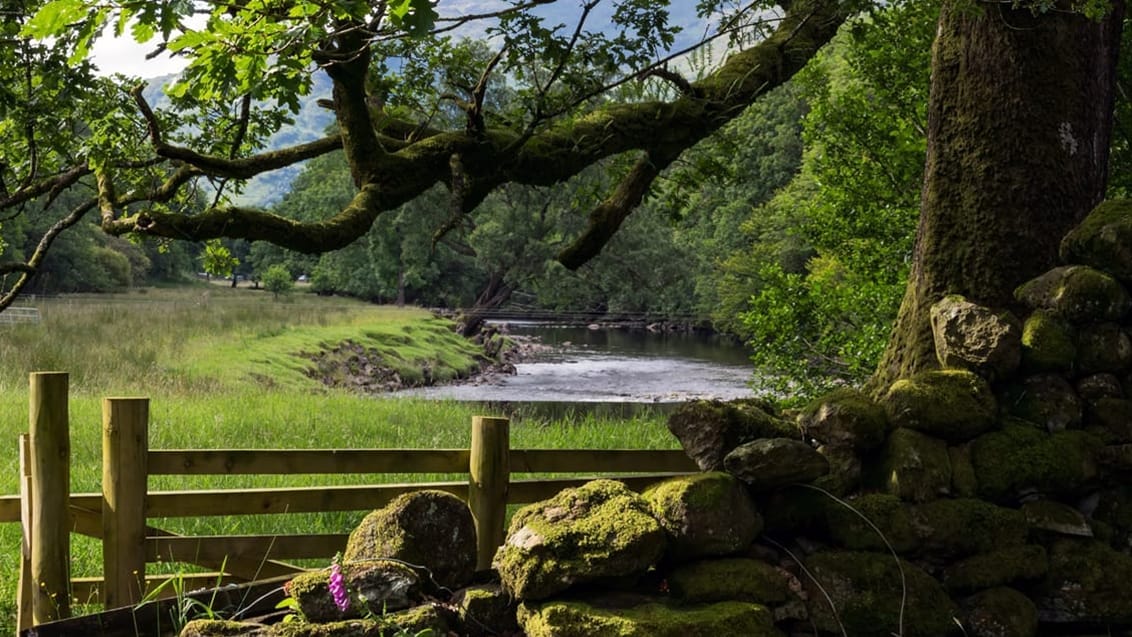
[0,287,679,633]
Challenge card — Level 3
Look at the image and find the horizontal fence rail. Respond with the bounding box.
[1,372,696,632]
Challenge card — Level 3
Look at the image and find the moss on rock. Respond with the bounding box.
[1059,199,1132,284]
[949,444,978,498]
[666,399,797,471]
[642,472,761,562]
[723,438,829,490]
[1014,265,1131,324]
[879,428,952,502]
[1076,322,1132,374]
[970,419,1101,502]
[1020,310,1077,373]
[881,370,997,442]
[960,587,1038,637]
[1038,538,1132,623]
[494,479,666,600]
[804,550,960,637]
[665,557,790,605]
[823,493,920,554]
[342,490,476,589]
[179,619,270,636]
[943,545,1048,593]
[799,388,888,451]
[516,598,782,637]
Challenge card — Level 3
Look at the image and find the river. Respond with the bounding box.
[396,323,756,404]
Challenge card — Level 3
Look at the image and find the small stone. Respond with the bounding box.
[930,295,1022,380]
[1014,265,1131,323]
[723,438,829,490]
[1077,322,1132,374]
[880,428,952,502]
[798,388,887,451]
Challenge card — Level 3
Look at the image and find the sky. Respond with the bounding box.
[89,1,714,78]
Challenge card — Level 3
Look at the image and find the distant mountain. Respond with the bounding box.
[142,72,336,208]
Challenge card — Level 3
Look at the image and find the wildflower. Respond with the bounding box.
[329,555,350,613]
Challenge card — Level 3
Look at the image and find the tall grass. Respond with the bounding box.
[0,287,679,633]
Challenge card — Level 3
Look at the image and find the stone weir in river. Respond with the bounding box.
[183,200,1132,636]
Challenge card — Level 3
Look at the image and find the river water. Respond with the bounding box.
[396,323,755,404]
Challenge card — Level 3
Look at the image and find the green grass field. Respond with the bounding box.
[0,286,679,633]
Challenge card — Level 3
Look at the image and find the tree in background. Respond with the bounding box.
[261,264,293,300]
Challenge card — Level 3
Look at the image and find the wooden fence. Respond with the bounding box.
[0,372,696,631]
[0,307,40,325]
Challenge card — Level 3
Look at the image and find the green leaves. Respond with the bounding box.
[22,0,87,38]
[386,0,439,36]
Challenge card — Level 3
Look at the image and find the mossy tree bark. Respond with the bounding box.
[869,0,1124,394]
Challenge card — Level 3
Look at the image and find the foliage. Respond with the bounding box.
[716,0,936,397]
[262,264,294,299]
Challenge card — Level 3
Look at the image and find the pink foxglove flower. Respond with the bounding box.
[328,559,349,612]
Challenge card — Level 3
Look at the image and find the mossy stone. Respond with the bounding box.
[799,388,888,451]
[516,598,782,637]
[666,399,797,471]
[960,587,1038,637]
[880,428,952,502]
[881,370,997,442]
[494,479,666,600]
[930,295,1022,380]
[723,438,829,490]
[1038,538,1132,622]
[342,490,476,589]
[970,419,1101,502]
[1014,265,1131,323]
[453,583,517,637]
[913,498,1028,558]
[999,374,1082,432]
[813,444,862,496]
[266,604,451,636]
[1076,322,1132,374]
[943,545,1048,593]
[823,493,920,554]
[1021,499,1092,537]
[665,557,790,605]
[1060,198,1132,284]
[642,472,761,562]
[1088,397,1132,442]
[1020,310,1077,373]
[1076,373,1124,402]
[804,551,960,637]
[179,619,269,636]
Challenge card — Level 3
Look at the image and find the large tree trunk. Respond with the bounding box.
[869,0,1124,393]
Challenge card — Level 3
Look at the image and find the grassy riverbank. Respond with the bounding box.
[0,287,679,632]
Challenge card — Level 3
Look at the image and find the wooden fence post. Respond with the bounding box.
[468,416,510,571]
[28,371,71,623]
[17,434,34,631]
[102,397,150,609]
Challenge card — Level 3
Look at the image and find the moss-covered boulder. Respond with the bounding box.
[878,428,952,502]
[1088,397,1132,442]
[269,604,452,636]
[881,370,997,442]
[723,438,829,490]
[1060,199,1132,283]
[930,296,1022,380]
[494,479,666,600]
[960,587,1039,637]
[943,545,1048,593]
[666,399,797,471]
[999,374,1082,432]
[1020,311,1077,373]
[1037,538,1132,623]
[665,557,791,605]
[642,472,761,562]
[803,551,960,637]
[798,388,887,451]
[452,583,518,637]
[813,443,862,496]
[342,490,476,590]
[822,495,1026,559]
[1015,265,1131,324]
[285,559,423,622]
[1076,322,1132,374]
[516,597,782,637]
[970,420,1101,502]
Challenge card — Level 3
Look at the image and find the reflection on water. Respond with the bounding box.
[396,323,755,403]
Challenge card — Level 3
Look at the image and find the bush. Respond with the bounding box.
[262,264,294,299]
